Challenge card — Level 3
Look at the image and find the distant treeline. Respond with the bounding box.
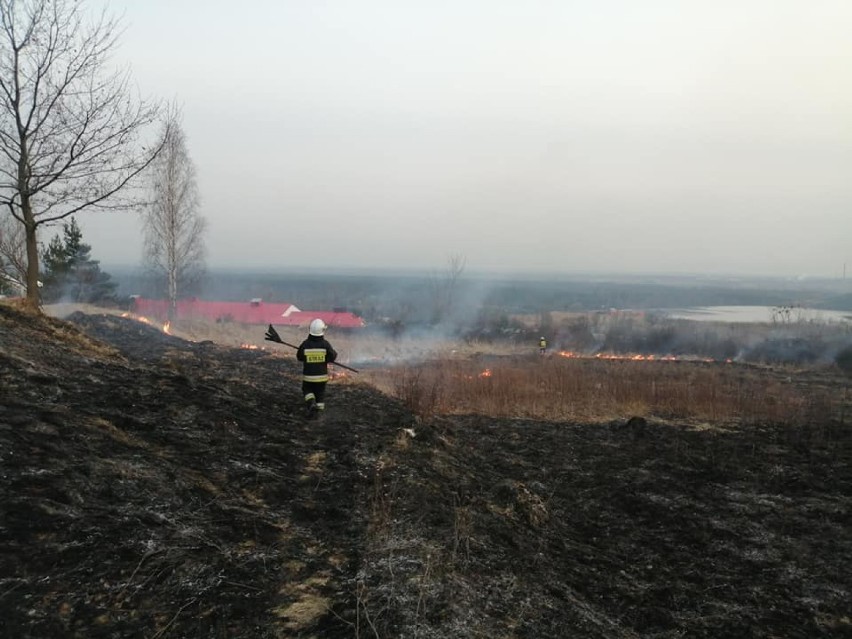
[106,268,852,321]
[480,281,852,314]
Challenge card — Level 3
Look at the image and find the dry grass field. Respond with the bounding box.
[365,355,848,425]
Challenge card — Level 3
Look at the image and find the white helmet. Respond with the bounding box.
[309,318,327,336]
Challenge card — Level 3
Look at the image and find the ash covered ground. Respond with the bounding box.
[1,303,850,638]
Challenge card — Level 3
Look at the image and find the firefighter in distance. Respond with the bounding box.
[296,319,338,418]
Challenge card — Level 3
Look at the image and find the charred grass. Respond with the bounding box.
[357,353,851,637]
[3,303,851,638]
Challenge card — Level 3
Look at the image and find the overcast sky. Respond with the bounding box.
[79,0,851,278]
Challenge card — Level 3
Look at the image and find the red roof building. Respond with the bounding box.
[130,297,365,329]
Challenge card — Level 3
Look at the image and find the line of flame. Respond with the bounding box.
[121,312,171,335]
[558,351,723,363]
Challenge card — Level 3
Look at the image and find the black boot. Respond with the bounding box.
[305,397,318,419]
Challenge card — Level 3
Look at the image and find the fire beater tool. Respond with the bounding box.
[264,324,359,373]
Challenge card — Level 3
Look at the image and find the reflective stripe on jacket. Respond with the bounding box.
[296,335,338,383]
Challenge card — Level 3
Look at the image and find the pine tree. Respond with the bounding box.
[40,235,68,296]
[40,218,117,304]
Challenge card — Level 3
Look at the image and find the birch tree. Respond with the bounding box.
[143,107,205,319]
[0,0,164,308]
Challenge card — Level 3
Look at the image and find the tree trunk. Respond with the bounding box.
[22,199,40,310]
[168,260,177,321]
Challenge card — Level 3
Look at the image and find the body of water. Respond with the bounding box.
[664,305,852,324]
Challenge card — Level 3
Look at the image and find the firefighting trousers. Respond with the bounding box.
[302,381,327,409]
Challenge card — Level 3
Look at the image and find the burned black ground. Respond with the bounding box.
[1,304,850,638]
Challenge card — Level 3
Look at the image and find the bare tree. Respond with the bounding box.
[143,106,206,319]
[0,0,164,308]
[0,207,26,293]
[429,252,466,325]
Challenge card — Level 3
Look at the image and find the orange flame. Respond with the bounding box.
[558,351,715,363]
[240,343,260,350]
[122,312,174,336]
[478,368,492,378]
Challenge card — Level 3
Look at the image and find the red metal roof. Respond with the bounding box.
[288,310,367,329]
[130,298,365,328]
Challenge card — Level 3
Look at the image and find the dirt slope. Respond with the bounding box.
[1,303,850,638]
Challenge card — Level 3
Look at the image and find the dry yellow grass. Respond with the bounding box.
[363,355,843,425]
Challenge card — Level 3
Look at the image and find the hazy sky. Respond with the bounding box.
[78,0,852,278]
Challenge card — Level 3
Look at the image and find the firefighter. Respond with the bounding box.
[296,318,338,418]
[539,336,547,355]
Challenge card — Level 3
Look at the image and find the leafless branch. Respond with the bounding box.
[0,205,26,286]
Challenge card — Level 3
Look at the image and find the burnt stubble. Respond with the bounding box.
[1,303,849,638]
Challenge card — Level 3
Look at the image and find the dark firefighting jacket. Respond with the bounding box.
[296,335,338,383]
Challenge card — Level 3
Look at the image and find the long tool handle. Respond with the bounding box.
[264,324,359,373]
